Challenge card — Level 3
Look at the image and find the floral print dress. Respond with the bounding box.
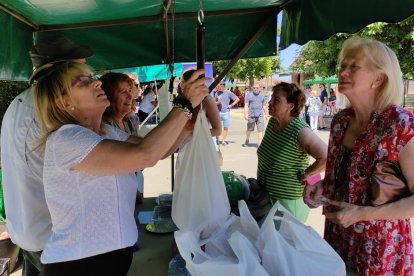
[323,105,414,275]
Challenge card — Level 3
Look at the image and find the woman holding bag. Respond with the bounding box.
[304,37,414,275]
[33,61,209,276]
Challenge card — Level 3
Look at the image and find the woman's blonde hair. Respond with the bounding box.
[34,61,90,143]
[338,37,403,109]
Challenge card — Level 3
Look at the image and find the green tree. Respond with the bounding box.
[212,56,280,86]
[0,81,29,126]
[291,14,414,79]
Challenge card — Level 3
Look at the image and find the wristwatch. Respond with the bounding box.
[296,170,307,182]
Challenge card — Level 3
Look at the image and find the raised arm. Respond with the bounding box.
[244,97,249,120]
[74,70,211,175]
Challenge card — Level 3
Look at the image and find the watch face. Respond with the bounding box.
[296,170,305,181]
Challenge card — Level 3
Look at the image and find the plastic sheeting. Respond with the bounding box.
[1,0,414,80]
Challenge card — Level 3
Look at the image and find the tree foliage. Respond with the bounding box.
[212,56,280,85]
[291,14,414,79]
[0,81,29,125]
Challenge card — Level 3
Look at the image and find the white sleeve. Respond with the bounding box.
[48,125,103,172]
[102,123,130,141]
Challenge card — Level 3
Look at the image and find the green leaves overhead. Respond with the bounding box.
[291,14,414,79]
[212,56,280,83]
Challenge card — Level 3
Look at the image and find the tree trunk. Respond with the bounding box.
[249,77,254,88]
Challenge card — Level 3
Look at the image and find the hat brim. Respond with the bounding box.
[29,46,93,84]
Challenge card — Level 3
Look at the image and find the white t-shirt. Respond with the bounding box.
[139,92,156,113]
[41,124,138,263]
[1,87,51,252]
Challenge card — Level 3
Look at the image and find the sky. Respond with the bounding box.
[279,43,301,70]
[276,13,302,81]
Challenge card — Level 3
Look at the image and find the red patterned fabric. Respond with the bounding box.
[323,105,414,275]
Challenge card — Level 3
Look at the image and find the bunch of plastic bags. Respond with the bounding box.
[172,111,346,275]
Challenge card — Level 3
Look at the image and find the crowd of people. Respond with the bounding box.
[0,35,413,276]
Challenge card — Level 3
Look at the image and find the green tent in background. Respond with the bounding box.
[112,63,184,83]
[303,75,338,85]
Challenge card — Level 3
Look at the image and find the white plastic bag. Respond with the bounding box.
[257,202,346,276]
[172,110,230,239]
[175,201,268,276]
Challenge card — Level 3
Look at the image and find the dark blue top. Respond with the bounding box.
[320,89,328,103]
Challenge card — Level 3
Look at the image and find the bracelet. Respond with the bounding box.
[173,104,193,120]
[172,96,194,120]
[173,96,194,112]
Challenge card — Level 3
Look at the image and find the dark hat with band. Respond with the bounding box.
[29,35,93,83]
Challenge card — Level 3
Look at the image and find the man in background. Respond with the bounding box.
[211,81,239,145]
[242,83,268,147]
[318,84,328,129]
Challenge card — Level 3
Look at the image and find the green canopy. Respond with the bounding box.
[112,63,184,83]
[1,0,414,80]
[303,75,338,85]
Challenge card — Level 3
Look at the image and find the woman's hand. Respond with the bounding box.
[324,199,365,228]
[303,180,324,208]
[183,69,212,108]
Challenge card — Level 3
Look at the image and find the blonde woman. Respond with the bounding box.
[306,89,322,131]
[34,61,209,276]
[304,37,414,274]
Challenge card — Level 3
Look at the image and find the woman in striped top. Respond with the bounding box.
[257,82,327,222]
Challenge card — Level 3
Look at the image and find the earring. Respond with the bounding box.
[70,107,75,111]
[371,84,376,89]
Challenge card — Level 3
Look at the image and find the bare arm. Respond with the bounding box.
[228,97,239,109]
[203,96,222,137]
[324,138,414,228]
[161,127,192,159]
[297,127,327,177]
[73,70,211,175]
[244,101,249,120]
[126,135,143,145]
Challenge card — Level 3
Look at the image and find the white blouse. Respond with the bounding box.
[41,124,138,263]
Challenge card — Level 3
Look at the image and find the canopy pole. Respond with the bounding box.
[209,8,280,91]
[196,0,205,73]
[163,0,172,65]
[164,0,177,192]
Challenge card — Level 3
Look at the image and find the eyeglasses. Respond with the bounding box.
[71,75,99,87]
[336,63,363,74]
